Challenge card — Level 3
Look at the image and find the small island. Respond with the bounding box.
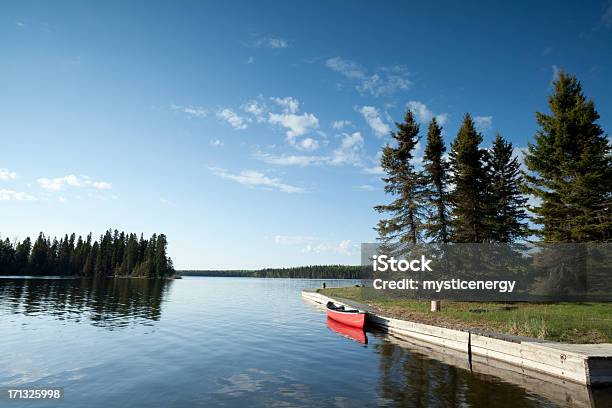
[0,230,175,278]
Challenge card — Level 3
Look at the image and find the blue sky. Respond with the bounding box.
[1,1,611,269]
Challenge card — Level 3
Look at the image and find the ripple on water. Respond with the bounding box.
[0,277,599,408]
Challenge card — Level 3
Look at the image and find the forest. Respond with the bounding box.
[375,71,611,248]
[0,230,175,278]
[180,265,370,279]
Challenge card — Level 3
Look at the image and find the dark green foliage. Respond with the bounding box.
[0,230,175,278]
[488,134,528,242]
[375,110,426,248]
[422,117,451,243]
[449,113,492,242]
[180,264,371,279]
[523,71,612,242]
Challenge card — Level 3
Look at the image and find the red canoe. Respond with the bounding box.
[327,317,368,344]
[326,301,366,329]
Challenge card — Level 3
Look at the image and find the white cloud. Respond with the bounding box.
[242,100,267,123]
[0,168,17,180]
[247,56,254,64]
[255,132,363,167]
[330,132,364,165]
[210,168,303,193]
[171,104,208,118]
[267,96,320,148]
[358,106,390,137]
[331,120,351,130]
[363,165,384,175]
[357,72,411,97]
[406,101,448,125]
[474,116,493,132]
[0,189,36,201]
[268,112,319,140]
[255,36,288,48]
[362,151,385,175]
[217,108,248,130]
[16,21,25,28]
[325,57,367,79]
[255,152,328,167]
[268,38,288,48]
[210,139,224,147]
[91,181,112,189]
[270,96,299,114]
[326,57,411,96]
[297,137,319,151]
[37,175,112,191]
[273,234,357,256]
[243,100,266,116]
[410,141,424,169]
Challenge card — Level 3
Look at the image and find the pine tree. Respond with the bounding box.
[488,134,528,242]
[84,241,98,276]
[0,238,16,274]
[449,113,492,243]
[120,233,138,276]
[154,234,170,277]
[422,117,451,243]
[374,110,426,250]
[30,233,49,274]
[15,237,31,274]
[523,71,612,242]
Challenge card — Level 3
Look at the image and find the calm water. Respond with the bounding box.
[0,277,609,408]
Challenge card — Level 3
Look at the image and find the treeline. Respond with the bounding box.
[180,265,370,279]
[376,71,611,247]
[0,230,175,278]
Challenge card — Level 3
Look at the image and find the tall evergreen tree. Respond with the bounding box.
[30,233,49,274]
[422,117,451,243]
[488,134,528,242]
[374,110,426,249]
[523,71,612,242]
[449,113,492,243]
[15,237,31,274]
[0,238,16,274]
[84,241,98,276]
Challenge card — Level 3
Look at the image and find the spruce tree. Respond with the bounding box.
[523,71,612,242]
[14,237,31,274]
[488,134,528,242]
[449,113,492,243]
[30,233,49,274]
[422,117,451,243]
[374,110,426,250]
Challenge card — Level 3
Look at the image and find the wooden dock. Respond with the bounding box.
[302,289,612,386]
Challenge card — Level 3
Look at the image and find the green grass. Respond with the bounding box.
[319,287,612,343]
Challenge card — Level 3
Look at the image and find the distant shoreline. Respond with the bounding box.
[178,265,369,279]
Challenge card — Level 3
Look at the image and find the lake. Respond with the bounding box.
[0,277,609,407]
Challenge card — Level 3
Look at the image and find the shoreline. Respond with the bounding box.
[303,288,612,386]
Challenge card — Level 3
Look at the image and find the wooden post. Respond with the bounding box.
[431,300,441,312]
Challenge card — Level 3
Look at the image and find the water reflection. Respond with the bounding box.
[327,317,368,344]
[374,332,612,408]
[0,277,173,329]
[1,277,610,408]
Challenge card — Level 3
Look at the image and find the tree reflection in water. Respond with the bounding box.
[375,336,612,408]
[0,278,173,329]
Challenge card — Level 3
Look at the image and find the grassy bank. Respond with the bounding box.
[319,287,612,343]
